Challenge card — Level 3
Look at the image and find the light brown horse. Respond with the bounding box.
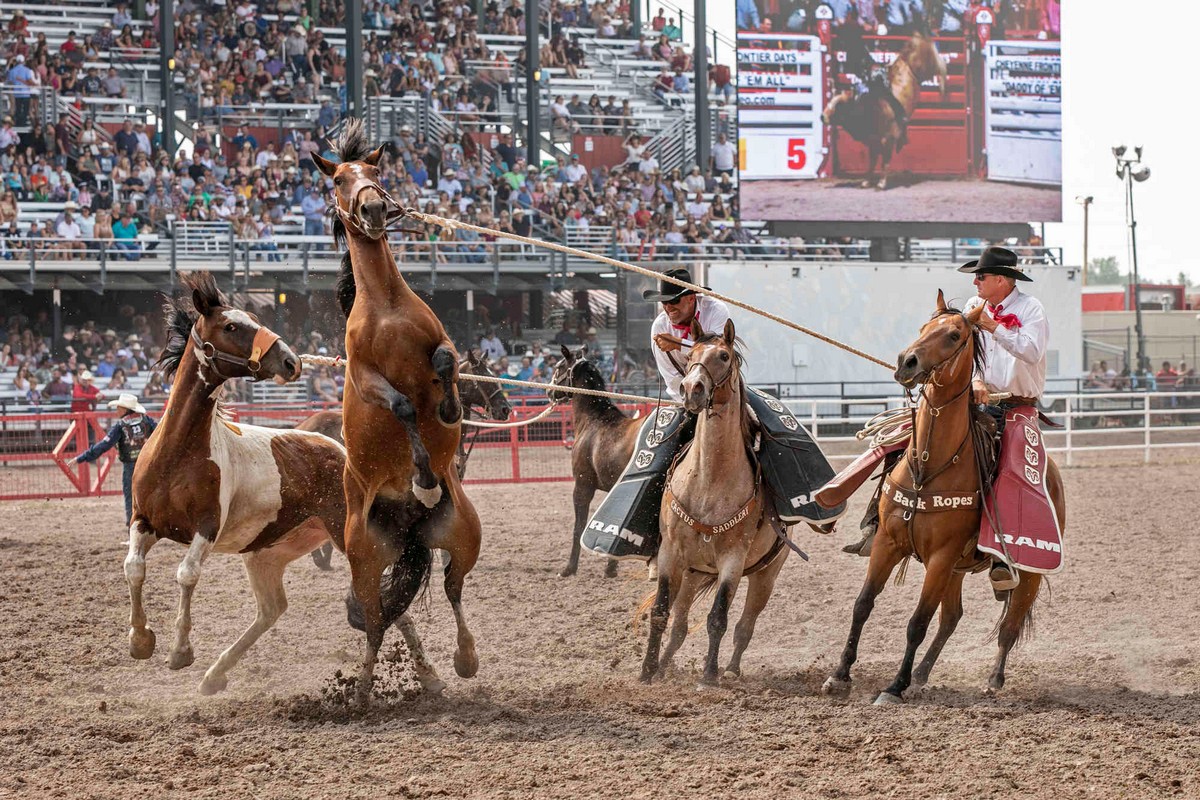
[549,344,639,578]
[821,32,948,190]
[641,320,790,687]
[314,119,482,702]
[823,291,1066,704]
[123,274,354,695]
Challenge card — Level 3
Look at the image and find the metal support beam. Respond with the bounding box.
[525,3,540,168]
[159,0,176,158]
[346,0,364,120]
[632,0,642,37]
[693,0,710,173]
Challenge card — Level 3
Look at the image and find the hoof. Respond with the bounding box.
[310,543,334,571]
[198,671,228,696]
[604,560,618,578]
[723,667,741,681]
[129,627,156,659]
[821,676,852,697]
[873,691,903,706]
[646,563,659,582]
[453,647,479,679]
[412,481,442,509]
[167,645,195,671]
[985,675,1005,695]
[912,669,930,688]
[558,564,577,578]
[418,675,447,695]
[860,179,872,189]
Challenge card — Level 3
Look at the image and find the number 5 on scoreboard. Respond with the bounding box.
[787,138,807,170]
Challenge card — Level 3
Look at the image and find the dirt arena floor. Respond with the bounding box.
[2,457,1198,799]
[742,177,1061,223]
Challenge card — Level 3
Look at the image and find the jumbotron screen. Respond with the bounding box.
[736,3,1062,224]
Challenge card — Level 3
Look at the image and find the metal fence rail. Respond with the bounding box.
[1,392,1197,502]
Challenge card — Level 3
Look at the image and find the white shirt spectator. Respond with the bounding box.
[562,161,586,183]
[712,139,737,171]
[964,287,1049,399]
[684,171,706,192]
[686,196,709,218]
[77,212,96,238]
[438,175,463,195]
[135,130,152,155]
[56,217,82,240]
[255,149,277,170]
[638,155,659,175]
[480,333,506,361]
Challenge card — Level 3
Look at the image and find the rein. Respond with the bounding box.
[190,325,280,381]
[334,177,406,237]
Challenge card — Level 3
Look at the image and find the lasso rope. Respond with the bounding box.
[396,207,895,371]
[300,353,683,414]
[461,402,560,428]
[856,392,1013,447]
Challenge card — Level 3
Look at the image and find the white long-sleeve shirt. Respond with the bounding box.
[650,295,732,400]
[964,287,1049,399]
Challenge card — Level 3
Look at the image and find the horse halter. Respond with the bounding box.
[191,324,281,380]
[686,345,737,414]
[462,361,507,413]
[333,170,405,236]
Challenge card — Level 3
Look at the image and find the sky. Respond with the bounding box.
[706,1,1184,283]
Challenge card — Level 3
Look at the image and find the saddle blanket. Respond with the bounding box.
[579,406,689,561]
[977,407,1064,574]
[814,433,910,510]
[746,389,846,525]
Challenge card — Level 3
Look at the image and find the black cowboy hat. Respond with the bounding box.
[957,245,1032,282]
[642,268,710,303]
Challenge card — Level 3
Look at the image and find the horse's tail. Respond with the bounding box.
[344,497,435,632]
[632,573,718,634]
[987,574,1046,647]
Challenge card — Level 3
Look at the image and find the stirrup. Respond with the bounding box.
[842,530,875,557]
[988,563,1019,592]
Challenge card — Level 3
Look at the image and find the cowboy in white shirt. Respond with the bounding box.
[960,246,1047,590]
[649,269,731,399]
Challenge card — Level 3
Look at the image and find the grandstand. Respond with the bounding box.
[0,0,1063,413]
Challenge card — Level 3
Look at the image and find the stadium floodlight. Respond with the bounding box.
[1114,145,1148,370]
[1112,145,1126,158]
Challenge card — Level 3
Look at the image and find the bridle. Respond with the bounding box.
[191,323,281,381]
[685,343,738,416]
[460,359,508,416]
[332,171,405,237]
[903,314,975,491]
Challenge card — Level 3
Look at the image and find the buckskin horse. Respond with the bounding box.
[822,291,1066,704]
[549,344,638,578]
[314,119,483,701]
[122,273,443,696]
[821,31,948,190]
[641,320,791,687]
[298,353,510,569]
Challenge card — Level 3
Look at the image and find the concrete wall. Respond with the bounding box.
[706,261,1083,390]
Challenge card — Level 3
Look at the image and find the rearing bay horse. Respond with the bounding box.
[314,119,483,701]
[823,291,1066,704]
[821,32,948,190]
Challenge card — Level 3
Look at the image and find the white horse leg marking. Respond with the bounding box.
[395,613,446,695]
[125,521,158,659]
[168,534,213,670]
[198,523,328,695]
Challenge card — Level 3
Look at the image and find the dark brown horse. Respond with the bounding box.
[549,345,640,578]
[821,32,948,190]
[823,291,1066,704]
[123,273,348,695]
[299,353,510,570]
[314,119,482,702]
[641,320,789,687]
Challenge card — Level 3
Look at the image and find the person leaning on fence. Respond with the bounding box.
[74,393,157,527]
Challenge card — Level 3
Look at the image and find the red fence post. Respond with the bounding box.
[510,423,521,482]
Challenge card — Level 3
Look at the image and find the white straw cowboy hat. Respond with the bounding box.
[108,393,146,414]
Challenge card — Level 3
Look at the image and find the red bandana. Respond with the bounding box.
[990,303,1022,330]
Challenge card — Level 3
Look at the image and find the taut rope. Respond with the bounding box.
[460,403,560,428]
[394,207,895,370]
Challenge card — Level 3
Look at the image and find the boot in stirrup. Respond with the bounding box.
[989,560,1019,594]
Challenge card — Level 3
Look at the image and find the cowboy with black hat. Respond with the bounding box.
[580,268,844,562]
[75,393,157,527]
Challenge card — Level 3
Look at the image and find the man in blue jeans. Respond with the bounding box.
[74,393,157,527]
[300,185,327,249]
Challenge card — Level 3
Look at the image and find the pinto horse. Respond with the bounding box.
[821,32,948,190]
[641,320,790,687]
[314,119,483,701]
[549,345,639,578]
[823,291,1066,704]
[123,273,354,694]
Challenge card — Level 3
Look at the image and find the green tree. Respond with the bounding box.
[1087,256,1123,285]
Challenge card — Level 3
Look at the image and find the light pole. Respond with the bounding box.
[1114,145,1150,372]
[1074,195,1092,286]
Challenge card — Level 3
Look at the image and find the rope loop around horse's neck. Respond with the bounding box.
[393,207,894,371]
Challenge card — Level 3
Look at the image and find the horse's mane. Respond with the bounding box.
[329,118,379,318]
[570,356,629,421]
[932,306,986,377]
[154,294,196,380]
